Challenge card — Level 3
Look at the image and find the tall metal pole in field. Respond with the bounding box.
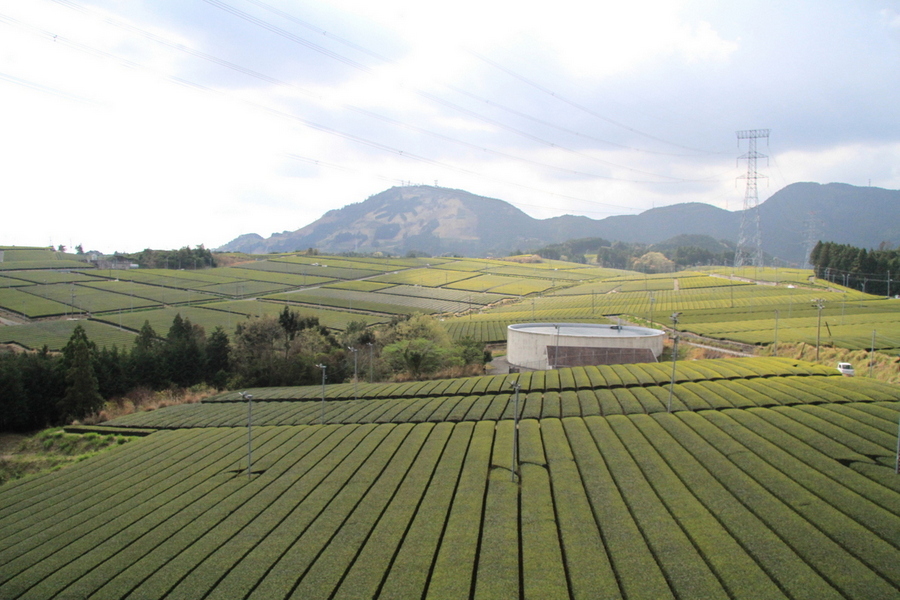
[667,312,681,413]
[813,299,825,362]
[240,391,253,480]
[554,323,561,369]
[348,347,358,400]
[367,342,374,383]
[510,381,521,482]
[773,309,779,356]
[870,330,876,378]
[316,364,327,424]
[896,412,900,475]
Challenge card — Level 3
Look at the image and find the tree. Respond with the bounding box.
[205,327,231,387]
[278,306,301,358]
[632,252,676,274]
[383,338,448,377]
[0,355,28,431]
[59,327,104,421]
[164,314,205,387]
[130,321,164,389]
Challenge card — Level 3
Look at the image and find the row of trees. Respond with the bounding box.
[0,308,490,432]
[810,241,900,295]
[123,245,216,270]
[536,237,736,272]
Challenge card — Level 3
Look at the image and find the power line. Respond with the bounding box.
[469,50,725,156]
[44,0,715,185]
[192,0,721,182]
[239,0,721,160]
[0,12,641,214]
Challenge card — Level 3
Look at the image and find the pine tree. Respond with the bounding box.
[59,328,104,421]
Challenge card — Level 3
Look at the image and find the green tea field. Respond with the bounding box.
[1,357,899,599]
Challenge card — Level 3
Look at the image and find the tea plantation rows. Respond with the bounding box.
[1,405,899,597]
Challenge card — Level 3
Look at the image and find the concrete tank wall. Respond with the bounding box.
[506,323,666,371]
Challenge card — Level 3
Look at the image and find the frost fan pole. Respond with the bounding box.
[240,391,253,480]
[896,410,900,475]
[316,364,327,424]
[510,380,521,482]
[667,313,681,413]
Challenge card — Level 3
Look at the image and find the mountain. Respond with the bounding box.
[218,182,900,265]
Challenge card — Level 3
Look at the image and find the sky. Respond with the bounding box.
[1,0,899,254]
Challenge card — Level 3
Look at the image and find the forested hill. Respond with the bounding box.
[218,182,900,265]
[810,240,900,294]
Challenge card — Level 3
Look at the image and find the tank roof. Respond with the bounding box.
[508,322,665,338]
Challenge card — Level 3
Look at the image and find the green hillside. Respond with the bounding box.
[1,358,899,599]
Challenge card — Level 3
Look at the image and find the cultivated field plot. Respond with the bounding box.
[0,276,30,289]
[377,285,507,305]
[23,283,160,314]
[265,288,470,315]
[447,274,556,295]
[187,357,838,401]
[481,264,596,281]
[1,270,98,285]
[199,301,390,331]
[3,400,900,599]
[217,267,333,289]
[107,269,241,289]
[699,266,823,287]
[106,360,891,429]
[93,306,248,338]
[322,280,395,292]
[0,319,136,350]
[261,258,384,281]
[0,287,85,318]
[0,259,92,271]
[430,258,502,271]
[366,268,477,287]
[0,247,71,261]
[273,255,419,271]
[79,280,222,306]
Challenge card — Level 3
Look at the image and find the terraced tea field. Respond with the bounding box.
[4,252,900,355]
[1,357,899,599]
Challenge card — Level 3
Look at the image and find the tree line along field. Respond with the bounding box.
[1,357,899,599]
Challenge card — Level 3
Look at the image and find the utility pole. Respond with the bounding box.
[667,312,681,413]
[316,364,327,424]
[773,309,779,356]
[870,330,876,378]
[348,347,359,400]
[240,392,253,480]
[734,129,769,268]
[813,299,825,362]
[510,381,521,482]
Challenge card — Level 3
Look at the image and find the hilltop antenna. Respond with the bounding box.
[734,129,769,268]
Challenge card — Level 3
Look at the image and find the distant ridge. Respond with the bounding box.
[218,182,900,264]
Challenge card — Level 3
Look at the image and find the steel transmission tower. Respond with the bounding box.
[803,211,824,269]
[734,129,769,268]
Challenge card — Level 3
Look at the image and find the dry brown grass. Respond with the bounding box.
[76,385,222,425]
[759,342,900,384]
[389,363,487,383]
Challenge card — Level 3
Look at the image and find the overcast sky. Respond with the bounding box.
[1,0,899,253]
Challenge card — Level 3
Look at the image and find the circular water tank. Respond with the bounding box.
[507,322,666,371]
